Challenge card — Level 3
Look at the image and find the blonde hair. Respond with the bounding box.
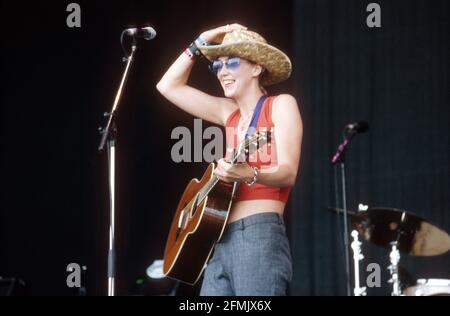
[259,83,268,96]
[259,67,268,95]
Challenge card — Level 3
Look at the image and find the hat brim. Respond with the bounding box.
[199,41,291,86]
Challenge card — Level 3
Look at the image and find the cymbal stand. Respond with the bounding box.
[388,241,401,296]
[351,230,366,296]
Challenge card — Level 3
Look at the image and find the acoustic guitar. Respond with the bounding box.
[163,131,269,284]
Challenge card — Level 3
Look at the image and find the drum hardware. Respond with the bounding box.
[350,203,370,296]
[351,230,366,296]
[350,207,450,296]
[387,241,401,296]
[404,278,450,296]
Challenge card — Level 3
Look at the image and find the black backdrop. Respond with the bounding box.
[292,0,449,295]
[1,0,448,296]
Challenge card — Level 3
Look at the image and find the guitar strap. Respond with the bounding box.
[243,95,267,161]
[245,95,267,140]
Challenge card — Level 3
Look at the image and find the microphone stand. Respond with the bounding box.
[98,37,137,296]
[331,131,357,296]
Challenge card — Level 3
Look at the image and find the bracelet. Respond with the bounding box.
[184,41,202,60]
[183,47,196,60]
[245,166,259,186]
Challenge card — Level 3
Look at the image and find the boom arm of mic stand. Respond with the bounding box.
[98,44,137,151]
[331,132,355,165]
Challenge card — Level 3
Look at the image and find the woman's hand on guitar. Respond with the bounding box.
[214,158,254,183]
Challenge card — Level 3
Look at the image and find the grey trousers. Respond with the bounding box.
[200,212,293,296]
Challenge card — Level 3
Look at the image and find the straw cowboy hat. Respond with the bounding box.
[198,29,292,86]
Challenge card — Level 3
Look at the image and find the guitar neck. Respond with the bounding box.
[196,132,265,205]
[197,174,220,203]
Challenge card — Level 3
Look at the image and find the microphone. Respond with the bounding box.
[331,121,369,165]
[344,121,369,134]
[124,27,156,40]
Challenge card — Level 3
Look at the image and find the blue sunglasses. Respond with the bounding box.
[208,57,241,74]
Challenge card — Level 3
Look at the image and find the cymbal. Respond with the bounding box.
[351,207,450,256]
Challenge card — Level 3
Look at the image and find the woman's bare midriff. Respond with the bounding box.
[227,199,286,223]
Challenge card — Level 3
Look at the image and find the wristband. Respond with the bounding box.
[184,41,202,60]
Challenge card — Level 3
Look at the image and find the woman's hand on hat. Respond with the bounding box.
[200,23,247,44]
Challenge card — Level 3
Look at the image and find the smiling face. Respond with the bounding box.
[213,56,263,99]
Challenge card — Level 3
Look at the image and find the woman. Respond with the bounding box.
[156,23,302,296]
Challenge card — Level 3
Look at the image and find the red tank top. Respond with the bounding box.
[224,96,291,203]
